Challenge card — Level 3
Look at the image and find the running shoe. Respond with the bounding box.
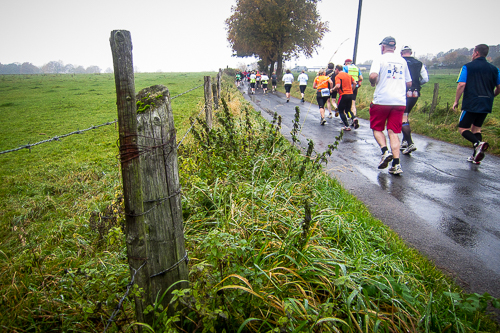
[400,140,408,150]
[320,118,326,125]
[378,151,393,169]
[473,142,489,163]
[342,126,351,131]
[287,99,289,103]
[335,111,339,117]
[328,113,333,118]
[388,164,403,175]
[467,156,480,165]
[353,118,359,129]
[402,143,417,155]
[301,98,304,103]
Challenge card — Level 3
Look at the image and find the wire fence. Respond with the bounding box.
[0,83,204,155]
[1,77,214,330]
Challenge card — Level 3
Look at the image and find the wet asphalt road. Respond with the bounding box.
[240,82,500,301]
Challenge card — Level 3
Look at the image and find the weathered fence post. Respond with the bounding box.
[136,85,189,314]
[109,30,151,325]
[429,83,439,119]
[218,69,222,99]
[204,76,213,130]
[212,82,218,110]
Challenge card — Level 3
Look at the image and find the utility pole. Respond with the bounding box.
[353,0,363,64]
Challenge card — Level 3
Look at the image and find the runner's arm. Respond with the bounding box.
[453,82,466,110]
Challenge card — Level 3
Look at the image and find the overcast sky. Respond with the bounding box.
[1,0,499,73]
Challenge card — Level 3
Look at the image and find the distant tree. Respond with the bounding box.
[20,62,41,74]
[74,66,86,74]
[41,60,64,73]
[105,67,113,74]
[63,64,75,74]
[0,63,21,74]
[493,56,500,67]
[85,66,101,74]
[226,0,329,77]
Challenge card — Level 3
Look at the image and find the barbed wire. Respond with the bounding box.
[0,83,205,156]
[170,83,203,100]
[0,121,117,155]
[176,105,207,149]
[103,260,147,333]
[102,251,189,332]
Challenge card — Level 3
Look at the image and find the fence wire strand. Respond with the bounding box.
[0,83,204,155]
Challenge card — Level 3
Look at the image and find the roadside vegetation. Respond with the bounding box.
[1,73,499,332]
[281,68,500,156]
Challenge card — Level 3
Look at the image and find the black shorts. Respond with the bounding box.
[316,91,330,109]
[284,84,292,93]
[458,111,488,129]
[338,94,354,113]
[272,80,277,86]
[352,86,359,100]
[300,85,307,94]
[250,82,255,88]
[263,84,268,89]
[330,91,338,99]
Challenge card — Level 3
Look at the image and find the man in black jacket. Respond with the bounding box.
[453,44,500,164]
[400,45,428,155]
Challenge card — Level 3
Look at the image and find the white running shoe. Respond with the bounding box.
[402,143,417,155]
[378,151,393,169]
[473,142,489,163]
[388,164,403,175]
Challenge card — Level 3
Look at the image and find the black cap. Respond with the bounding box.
[379,36,396,46]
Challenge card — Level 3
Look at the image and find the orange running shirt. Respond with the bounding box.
[335,71,355,95]
[314,75,330,90]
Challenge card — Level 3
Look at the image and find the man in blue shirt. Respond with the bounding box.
[453,44,500,164]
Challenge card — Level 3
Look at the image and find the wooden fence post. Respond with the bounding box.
[212,82,218,110]
[109,30,151,325]
[218,69,222,100]
[136,85,189,314]
[204,76,213,130]
[429,83,439,118]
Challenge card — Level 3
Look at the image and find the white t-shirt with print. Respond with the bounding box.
[370,52,412,106]
[298,73,309,85]
[283,73,294,84]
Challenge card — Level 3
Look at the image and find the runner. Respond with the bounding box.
[271,71,278,92]
[325,63,338,118]
[235,71,242,87]
[333,65,356,131]
[261,72,269,94]
[298,70,309,103]
[400,45,429,155]
[368,36,412,175]
[256,71,262,90]
[312,68,333,125]
[343,59,363,128]
[282,69,294,102]
[452,44,500,164]
[249,71,257,94]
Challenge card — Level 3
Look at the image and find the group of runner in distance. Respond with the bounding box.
[235,37,500,175]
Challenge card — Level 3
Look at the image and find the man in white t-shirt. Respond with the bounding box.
[282,69,294,102]
[297,70,309,103]
[369,36,412,175]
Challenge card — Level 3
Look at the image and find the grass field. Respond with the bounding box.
[1,73,499,332]
[281,68,500,156]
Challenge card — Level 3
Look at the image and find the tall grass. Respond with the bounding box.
[0,73,498,332]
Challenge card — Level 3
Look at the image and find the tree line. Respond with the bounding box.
[414,44,500,69]
[0,61,112,75]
